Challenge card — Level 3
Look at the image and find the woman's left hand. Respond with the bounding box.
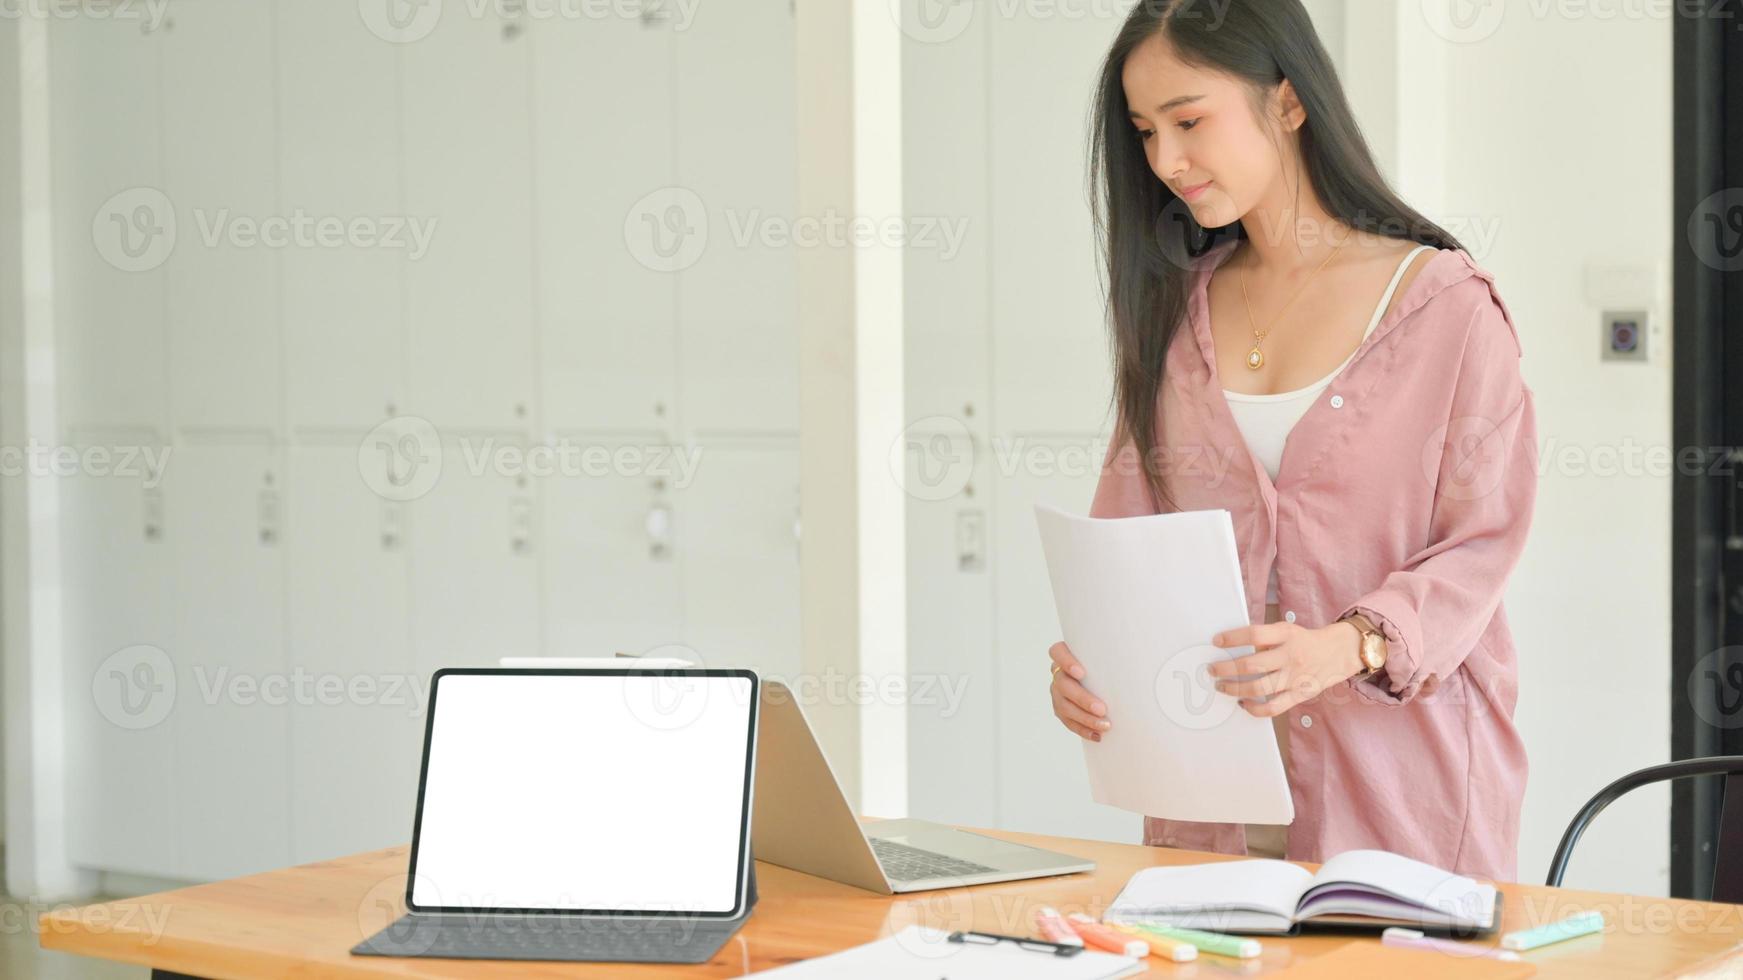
[1204,621,1365,717]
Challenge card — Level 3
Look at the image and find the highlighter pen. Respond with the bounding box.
[1065,913,1149,957]
[1382,927,1521,962]
[1104,921,1198,962]
[1034,906,1084,947]
[1501,910,1605,951]
[1123,921,1263,959]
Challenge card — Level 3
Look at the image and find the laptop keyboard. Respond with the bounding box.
[869,837,999,881]
[459,920,723,960]
[354,913,742,964]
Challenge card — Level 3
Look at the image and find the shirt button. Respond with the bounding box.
[1329,395,1345,409]
[1284,610,1296,623]
[1300,714,1314,729]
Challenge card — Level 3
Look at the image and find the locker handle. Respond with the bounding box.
[647,502,673,559]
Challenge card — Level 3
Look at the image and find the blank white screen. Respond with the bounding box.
[409,672,754,913]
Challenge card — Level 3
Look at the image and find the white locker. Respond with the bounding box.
[49,16,167,433]
[45,4,826,886]
[900,12,991,427]
[673,3,798,434]
[899,433,998,829]
[677,443,800,679]
[532,14,677,433]
[276,3,405,431]
[165,444,294,879]
[900,8,998,828]
[284,446,419,864]
[400,7,536,431]
[61,460,179,877]
[540,439,684,659]
[993,437,1137,844]
[159,0,282,433]
[406,445,540,678]
[987,12,1121,435]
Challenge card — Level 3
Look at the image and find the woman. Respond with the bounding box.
[1048,0,1538,882]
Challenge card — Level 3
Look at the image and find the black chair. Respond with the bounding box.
[1546,756,1743,902]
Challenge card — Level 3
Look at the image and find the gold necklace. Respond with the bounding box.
[1239,237,1348,371]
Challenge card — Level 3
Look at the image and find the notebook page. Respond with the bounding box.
[1105,859,1315,923]
[1300,850,1496,927]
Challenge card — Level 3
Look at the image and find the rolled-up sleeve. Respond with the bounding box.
[1338,293,1539,706]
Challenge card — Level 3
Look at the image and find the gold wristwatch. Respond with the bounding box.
[1341,612,1388,677]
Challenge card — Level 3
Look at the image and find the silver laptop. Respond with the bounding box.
[754,679,1094,892]
[355,667,760,964]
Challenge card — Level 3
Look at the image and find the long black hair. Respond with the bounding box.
[1088,0,1463,511]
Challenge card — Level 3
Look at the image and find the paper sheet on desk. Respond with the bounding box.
[746,926,1143,979]
[1035,504,1293,824]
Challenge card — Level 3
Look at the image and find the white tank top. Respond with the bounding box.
[1224,244,1434,603]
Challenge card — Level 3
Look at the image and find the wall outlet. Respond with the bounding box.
[1602,309,1649,362]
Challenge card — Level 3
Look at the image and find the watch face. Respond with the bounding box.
[1361,634,1386,671]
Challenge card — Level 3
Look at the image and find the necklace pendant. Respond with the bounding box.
[1246,346,1264,370]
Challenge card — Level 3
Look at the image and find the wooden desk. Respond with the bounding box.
[37,825,1743,978]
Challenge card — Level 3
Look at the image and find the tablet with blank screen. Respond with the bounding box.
[404,668,758,918]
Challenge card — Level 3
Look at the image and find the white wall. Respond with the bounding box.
[902,1,1674,896]
[1442,10,1673,897]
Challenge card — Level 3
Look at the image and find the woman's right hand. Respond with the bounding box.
[1049,641,1111,741]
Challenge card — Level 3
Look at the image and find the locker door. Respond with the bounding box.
[532,13,676,433]
[62,452,178,877]
[899,430,998,828]
[900,7,997,828]
[406,442,540,677]
[400,6,535,430]
[540,436,684,659]
[984,10,1128,840]
[987,11,1121,435]
[159,0,282,433]
[673,4,799,434]
[901,10,991,427]
[677,443,800,679]
[993,436,1137,843]
[165,443,293,878]
[51,14,166,433]
[284,446,419,864]
[277,2,405,431]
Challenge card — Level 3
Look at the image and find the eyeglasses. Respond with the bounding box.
[947,929,1084,957]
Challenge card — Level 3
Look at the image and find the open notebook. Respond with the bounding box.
[1105,850,1501,936]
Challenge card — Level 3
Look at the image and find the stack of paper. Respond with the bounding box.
[1034,504,1292,824]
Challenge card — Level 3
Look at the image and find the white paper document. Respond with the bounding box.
[747,926,1142,979]
[1034,504,1293,824]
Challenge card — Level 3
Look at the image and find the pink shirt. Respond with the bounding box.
[1088,238,1537,883]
